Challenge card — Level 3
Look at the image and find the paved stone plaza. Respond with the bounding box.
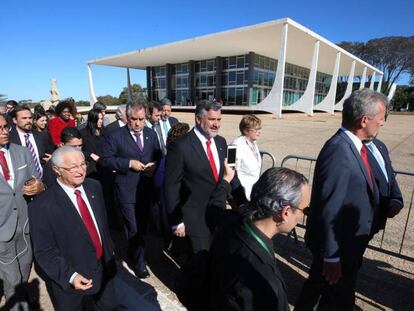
[2,111,413,310]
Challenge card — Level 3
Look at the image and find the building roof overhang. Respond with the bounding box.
[88,18,382,77]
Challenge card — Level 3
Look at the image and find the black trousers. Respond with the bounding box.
[295,257,362,311]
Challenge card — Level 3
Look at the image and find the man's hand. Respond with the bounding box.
[322,261,342,285]
[142,162,156,176]
[223,160,235,183]
[72,274,93,291]
[22,177,45,196]
[130,160,145,171]
[173,224,186,238]
[388,200,403,218]
[42,153,52,162]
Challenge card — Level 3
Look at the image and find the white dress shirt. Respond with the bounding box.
[194,126,221,174]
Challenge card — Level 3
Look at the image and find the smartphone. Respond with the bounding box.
[227,145,237,167]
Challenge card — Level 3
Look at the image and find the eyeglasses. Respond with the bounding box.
[250,127,262,132]
[296,205,310,216]
[58,162,87,173]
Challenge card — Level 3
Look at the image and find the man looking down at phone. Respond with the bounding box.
[0,113,45,311]
[29,146,117,310]
[101,100,161,278]
[165,100,245,257]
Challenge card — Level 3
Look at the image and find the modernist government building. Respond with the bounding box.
[87,18,383,117]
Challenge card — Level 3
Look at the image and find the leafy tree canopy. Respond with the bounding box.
[118,84,146,104]
[338,36,414,95]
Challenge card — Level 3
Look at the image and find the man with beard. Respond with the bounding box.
[9,106,54,179]
[165,100,227,254]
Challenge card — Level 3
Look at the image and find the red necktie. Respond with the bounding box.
[0,150,11,181]
[206,139,219,182]
[74,190,103,260]
[360,145,373,189]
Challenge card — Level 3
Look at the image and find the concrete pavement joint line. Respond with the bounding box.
[388,130,414,153]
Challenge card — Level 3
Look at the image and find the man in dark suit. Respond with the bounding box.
[159,98,178,148]
[9,105,54,178]
[105,104,127,136]
[0,114,45,311]
[101,100,161,278]
[165,100,227,254]
[295,89,388,311]
[146,101,167,155]
[29,146,116,311]
[367,138,403,236]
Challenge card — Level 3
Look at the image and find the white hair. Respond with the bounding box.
[51,145,84,167]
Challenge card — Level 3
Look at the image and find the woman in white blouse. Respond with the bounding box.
[232,114,262,200]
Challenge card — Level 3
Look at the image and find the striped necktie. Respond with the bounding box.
[24,133,42,178]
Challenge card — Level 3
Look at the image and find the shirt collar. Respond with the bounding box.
[56,178,85,195]
[247,219,274,254]
[341,127,363,152]
[194,126,212,143]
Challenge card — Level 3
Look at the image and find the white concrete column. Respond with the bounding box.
[359,66,367,89]
[369,71,376,90]
[87,64,98,106]
[287,40,320,116]
[127,68,132,102]
[256,22,288,117]
[316,52,341,115]
[335,60,355,111]
[377,74,383,93]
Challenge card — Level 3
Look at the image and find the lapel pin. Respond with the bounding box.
[91,195,95,199]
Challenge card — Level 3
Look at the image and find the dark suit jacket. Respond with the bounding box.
[305,129,379,264]
[28,178,115,294]
[9,127,54,165]
[209,215,289,311]
[100,126,161,204]
[104,120,123,137]
[165,129,227,238]
[166,116,178,127]
[368,138,403,235]
[80,127,106,176]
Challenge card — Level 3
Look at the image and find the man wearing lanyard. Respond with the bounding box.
[0,114,45,311]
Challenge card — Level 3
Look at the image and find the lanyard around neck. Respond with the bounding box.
[243,221,271,256]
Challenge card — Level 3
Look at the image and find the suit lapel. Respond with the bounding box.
[54,183,96,248]
[189,130,216,181]
[83,181,104,238]
[123,126,141,154]
[9,144,21,190]
[214,137,226,177]
[338,131,374,194]
[373,140,391,182]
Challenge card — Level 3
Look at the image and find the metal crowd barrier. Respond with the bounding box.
[280,154,414,261]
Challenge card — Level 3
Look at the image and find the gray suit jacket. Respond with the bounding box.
[0,143,37,241]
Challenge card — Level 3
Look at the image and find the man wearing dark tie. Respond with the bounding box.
[9,106,54,179]
[146,101,167,155]
[366,138,403,236]
[101,100,161,278]
[165,100,227,254]
[29,146,116,311]
[159,98,178,147]
[295,89,388,311]
[0,114,45,311]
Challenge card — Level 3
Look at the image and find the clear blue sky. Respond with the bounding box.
[1,0,413,102]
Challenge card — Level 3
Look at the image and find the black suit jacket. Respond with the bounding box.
[165,129,227,237]
[100,126,161,204]
[28,178,115,294]
[80,127,106,176]
[104,120,123,137]
[305,129,379,264]
[9,127,54,165]
[209,215,289,311]
[368,138,403,235]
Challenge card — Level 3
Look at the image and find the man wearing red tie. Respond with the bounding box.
[29,146,116,311]
[0,114,44,311]
[165,100,228,255]
[296,89,387,311]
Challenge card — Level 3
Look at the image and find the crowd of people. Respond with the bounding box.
[0,88,403,311]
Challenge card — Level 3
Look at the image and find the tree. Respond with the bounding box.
[97,95,119,106]
[118,84,146,104]
[391,86,414,112]
[338,36,414,95]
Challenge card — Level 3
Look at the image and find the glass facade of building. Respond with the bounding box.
[147,53,331,106]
